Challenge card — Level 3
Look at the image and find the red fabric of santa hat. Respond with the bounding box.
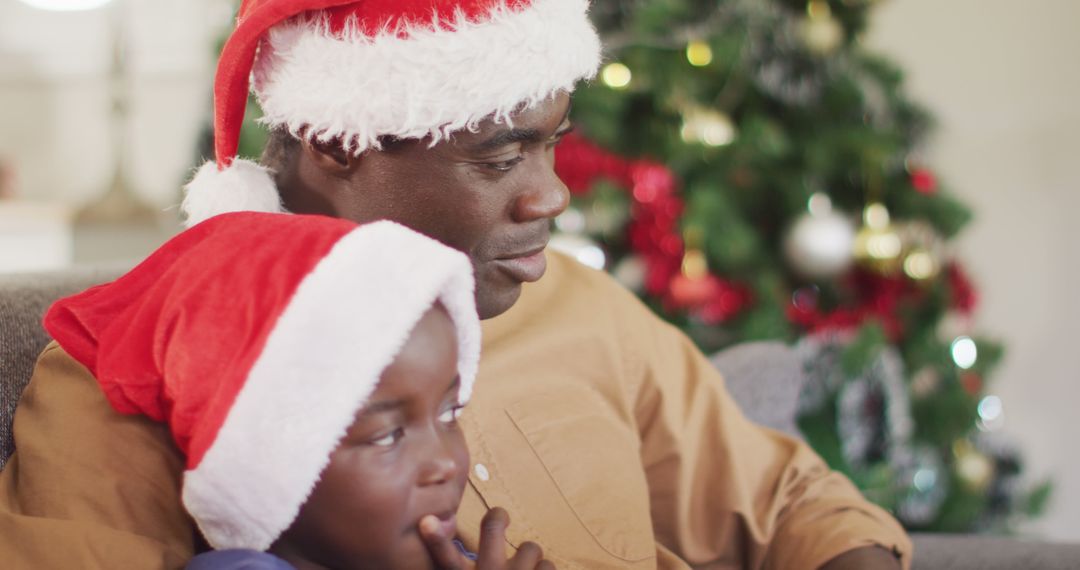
[44,212,480,550]
[182,0,602,227]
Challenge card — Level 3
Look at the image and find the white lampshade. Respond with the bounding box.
[17,0,114,11]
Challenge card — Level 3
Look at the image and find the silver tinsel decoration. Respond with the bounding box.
[894,444,948,526]
[797,334,917,478]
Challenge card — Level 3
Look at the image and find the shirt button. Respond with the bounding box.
[474,463,490,482]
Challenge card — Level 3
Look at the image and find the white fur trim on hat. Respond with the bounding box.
[253,0,601,155]
[182,159,285,227]
[181,220,480,550]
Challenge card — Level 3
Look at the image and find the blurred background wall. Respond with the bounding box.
[0,0,224,208]
[0,0,1077,541]
[869,0,1080,541]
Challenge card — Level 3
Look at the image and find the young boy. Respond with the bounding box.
[43,212,551,569]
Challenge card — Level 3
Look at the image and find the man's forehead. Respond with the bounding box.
[449,95,573,147]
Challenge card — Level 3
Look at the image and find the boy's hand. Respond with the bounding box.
[420,507,555,570]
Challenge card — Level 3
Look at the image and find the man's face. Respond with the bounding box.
[299,92,573,319]
[272,305,469,570]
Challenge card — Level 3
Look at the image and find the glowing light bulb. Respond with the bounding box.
[686,41,713,67]
[601,63,632,89]
[951,336,978,369]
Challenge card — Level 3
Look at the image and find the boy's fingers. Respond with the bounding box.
[476,507,511,569]
[507,541,544,569]
[419,514,467,570]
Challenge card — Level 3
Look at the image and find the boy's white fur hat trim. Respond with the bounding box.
[181,220,480,550]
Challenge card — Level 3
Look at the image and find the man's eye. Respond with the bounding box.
[369,428,405,447]
[547,129,573,149]
[484,156,524,172]
[438,405,465,425]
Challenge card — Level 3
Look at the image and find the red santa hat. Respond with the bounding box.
[182,0,602,227]
[43,212,481,550]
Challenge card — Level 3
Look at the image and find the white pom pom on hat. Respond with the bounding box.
[182,159,284,227]
[181,0,601,228]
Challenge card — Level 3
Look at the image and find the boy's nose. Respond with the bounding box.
[418,440,460,486]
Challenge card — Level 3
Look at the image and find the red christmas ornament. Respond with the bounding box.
[669,273,720,309]
[696,282,750,324]
[911,168,938,195]
[787,269,910,340]
[947,262,978,314]
[960,372,983,396]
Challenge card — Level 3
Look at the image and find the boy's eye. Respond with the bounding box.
[438,405,465,425]
[369,427,405,447]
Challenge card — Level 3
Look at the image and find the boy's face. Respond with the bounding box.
[272,305,469,570]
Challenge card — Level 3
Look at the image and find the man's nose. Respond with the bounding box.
[512,166,570,223]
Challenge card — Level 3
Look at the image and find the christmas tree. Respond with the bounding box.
[553,0,1050,532]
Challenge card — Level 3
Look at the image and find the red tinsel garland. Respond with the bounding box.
[555,133,749,323]
[946,262,978,314]
[786,270,913,341]
[555,133,975,333]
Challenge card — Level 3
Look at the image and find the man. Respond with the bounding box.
[0,0,910,568]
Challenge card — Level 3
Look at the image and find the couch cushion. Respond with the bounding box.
[710,340,804,439]
[0,266,126,469]
[911,532,1080,569]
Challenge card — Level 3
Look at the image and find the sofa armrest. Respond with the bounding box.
[0,264,128,468]
[911,532,1080,570]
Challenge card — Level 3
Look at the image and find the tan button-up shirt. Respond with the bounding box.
[0,251,909,569]
[455,253,909,569]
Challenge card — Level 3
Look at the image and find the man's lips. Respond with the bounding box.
[493,246,548,283]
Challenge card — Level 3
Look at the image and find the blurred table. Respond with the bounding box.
[0,200,74,273]
[0,199,181,275]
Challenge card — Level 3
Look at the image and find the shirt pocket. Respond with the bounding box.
[505,388,655,563]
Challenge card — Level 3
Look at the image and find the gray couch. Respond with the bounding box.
[1,267,1078,569]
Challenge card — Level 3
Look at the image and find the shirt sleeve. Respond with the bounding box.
[621,304,911,570]
[185,550,297,570]
[0,342,195,569]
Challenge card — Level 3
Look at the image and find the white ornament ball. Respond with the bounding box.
[613,255,647,292]
[549,232,607,271]
[783,210,856,279]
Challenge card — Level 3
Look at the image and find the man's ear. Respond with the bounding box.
[301,137,358,175]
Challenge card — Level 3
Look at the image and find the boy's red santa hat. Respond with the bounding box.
[182,0,601,227]
[44,212,481,551]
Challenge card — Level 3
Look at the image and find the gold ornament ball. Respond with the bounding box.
[954,440,995,491]
[680,108,736,147]
[897,221,944,282]
[853,203,902,275]
[799,1,845,55]
[903,247,940,281]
